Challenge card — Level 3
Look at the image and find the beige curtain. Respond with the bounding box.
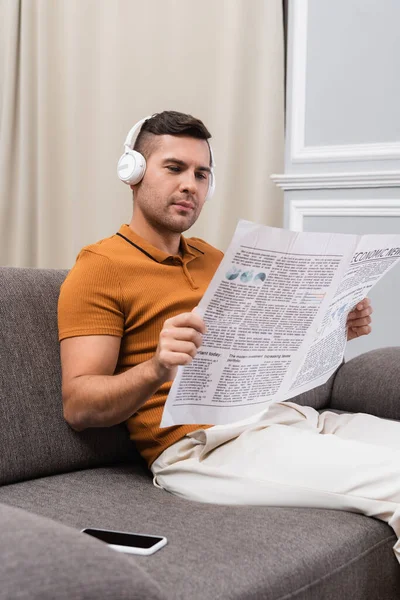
[0,0,284,268]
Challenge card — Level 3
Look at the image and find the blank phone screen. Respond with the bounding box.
[83,529,163,548]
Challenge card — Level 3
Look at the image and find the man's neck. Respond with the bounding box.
[128,216,181,256]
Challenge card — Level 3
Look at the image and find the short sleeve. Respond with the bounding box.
[58,249,125,341]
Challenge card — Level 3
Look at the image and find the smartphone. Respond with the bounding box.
[81,527,167,555]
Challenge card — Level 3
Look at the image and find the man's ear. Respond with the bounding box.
[130,180,142,193]
[130,183,139,201]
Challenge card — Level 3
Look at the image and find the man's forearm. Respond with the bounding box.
[63,358,168,430]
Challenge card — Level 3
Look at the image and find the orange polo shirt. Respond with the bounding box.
[58,224,223,467]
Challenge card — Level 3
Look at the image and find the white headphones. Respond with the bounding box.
[117,115,216,201]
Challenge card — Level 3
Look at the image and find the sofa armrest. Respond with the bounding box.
[331,347,400,420]
[0,502,166,600]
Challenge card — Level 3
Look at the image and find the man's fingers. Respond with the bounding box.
[165,312,206,334]
[160,335,201,356]
[156,313,206,371]
[356,297,371,310]
[347,316,372,328]
[158,350,194,367]
[348,297,372,317]
[354,297,370,311]
[158,339,198,367]
[347,298,373,341]
[351,325,372,337]
[347,306,373,320]
[160,326,203,348]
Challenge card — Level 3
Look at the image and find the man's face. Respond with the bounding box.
[132,134,211,234]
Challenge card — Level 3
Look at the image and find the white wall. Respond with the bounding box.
[274,0,400,359]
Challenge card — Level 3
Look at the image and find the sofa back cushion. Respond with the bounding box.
[331,347,400,419]
[0,267,138,486]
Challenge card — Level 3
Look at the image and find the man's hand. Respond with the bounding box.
[347,297,373,341]
[151,311,206,381]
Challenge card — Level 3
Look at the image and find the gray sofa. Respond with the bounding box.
[1,266,400,600]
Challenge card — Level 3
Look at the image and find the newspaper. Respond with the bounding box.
[161,220,400,427]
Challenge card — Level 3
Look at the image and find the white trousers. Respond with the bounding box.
[152,401,400,564]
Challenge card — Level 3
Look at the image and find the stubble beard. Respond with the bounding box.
[136,186,200,234]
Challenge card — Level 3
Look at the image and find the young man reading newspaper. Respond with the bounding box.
[58,111,400,564]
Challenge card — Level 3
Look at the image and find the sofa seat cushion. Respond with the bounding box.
[1,465,399,600]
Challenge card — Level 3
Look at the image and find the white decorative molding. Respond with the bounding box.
[289,199,400,231]
[292,142,400,163]
[290,0,400,163]
[271,171,400,190]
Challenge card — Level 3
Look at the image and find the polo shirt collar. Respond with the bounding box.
[117,224,201,264]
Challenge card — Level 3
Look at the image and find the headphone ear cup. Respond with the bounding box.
[117,150,146,185]
[205,171,215,202]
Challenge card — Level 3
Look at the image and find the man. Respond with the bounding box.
[58,111,400,564]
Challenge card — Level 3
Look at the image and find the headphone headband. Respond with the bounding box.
[123,115,154,150]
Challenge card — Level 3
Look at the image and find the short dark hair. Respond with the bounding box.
[134,110,212,165]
